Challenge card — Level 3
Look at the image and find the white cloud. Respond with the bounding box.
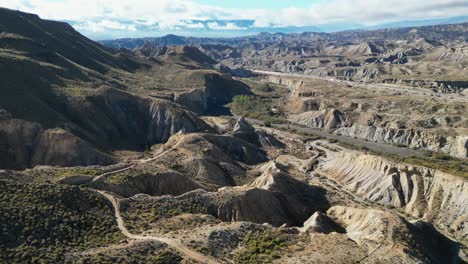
[206,22,246,30]
[74,20,136,32]
[178,21,205,29]
[1,0,467,34]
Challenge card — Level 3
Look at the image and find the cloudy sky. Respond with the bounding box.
[1,0,468,39]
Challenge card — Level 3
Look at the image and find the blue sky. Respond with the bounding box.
[1,0,467,39]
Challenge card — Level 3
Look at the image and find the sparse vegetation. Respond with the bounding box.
[107,171,135,185]
[21,166,105,183]
[229,78,290,124]
[121,195,212,233]
[0,179,122,263]
[71,242,182,264]
[389,152,468,179]
[54,167,103,178]
[234,229,287,263]
[336,141,468,178]
[229,95,286,124]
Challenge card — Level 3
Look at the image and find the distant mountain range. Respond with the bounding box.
[76,16,468,40]
[100,20,468,50]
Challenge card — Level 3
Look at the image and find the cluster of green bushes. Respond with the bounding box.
[22,167,103,183]
[241,79,289,98]
[0,179,122,263]
[107,171,135,185]
[234,230,287,263]
[121,195,212,232]
[229,95,286,124]
[54,167,102,177]
[72,242,182,264]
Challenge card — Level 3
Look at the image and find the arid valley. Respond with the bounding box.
[0,3,467,264]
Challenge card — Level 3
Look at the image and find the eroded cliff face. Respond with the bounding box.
[291,109,351,129]
[291,108,467,158]
[335,125,468,159]
[318,147,468,244]
[260,75,305,91]
[90,169,203,198]
[0,117,114,170]
[266,74,468,158]
[327,206,460,263]
[0,89,213,169]
[174,73,251,115]
[67,88,213,150]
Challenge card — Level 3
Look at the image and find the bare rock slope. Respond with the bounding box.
[318,144,468,245]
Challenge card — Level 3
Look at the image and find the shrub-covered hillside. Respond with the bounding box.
[0,179,123,263]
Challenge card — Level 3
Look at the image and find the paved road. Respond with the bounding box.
[252,70,468,103]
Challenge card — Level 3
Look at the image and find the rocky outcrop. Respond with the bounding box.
[0,117,114,170]
[174,73,251,115]
[260,75,304,91]
[233,117,256,134]
[201,134,268,165]
[319,149,468,244]
[140,133,268,190]
[70,88,213,150]
[30,129,114,167]
[232,117,284,148]
[174,89,207,114]
[214,188,309,226]
[122,161,330,227]
[327,206,460,263]
[335,125,468,158]
[250,162,329,212]
[0,88,213,169]
[299,211,345,234]
[213,63,254,77]
[290,109,350,129]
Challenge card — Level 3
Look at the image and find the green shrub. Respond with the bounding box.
[229,95,286,124]
[0,179,122,263]
[234,230,287,263]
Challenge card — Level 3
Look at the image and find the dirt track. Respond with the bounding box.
[96,190,219,264]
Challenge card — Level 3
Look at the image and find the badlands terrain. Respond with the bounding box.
[0,7,467,264]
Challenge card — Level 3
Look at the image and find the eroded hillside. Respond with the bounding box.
[0,7,467,264]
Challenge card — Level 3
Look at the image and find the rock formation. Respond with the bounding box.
[232,117,284,148]
[328,206,460,263]
[335,125,468,158]
[319,148,468,244]
[290,109,350,129]
[0,116,114,169]
[299,211,345,234]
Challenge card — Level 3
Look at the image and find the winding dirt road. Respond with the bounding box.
[96,190,219,264]
[92,134,185,182]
